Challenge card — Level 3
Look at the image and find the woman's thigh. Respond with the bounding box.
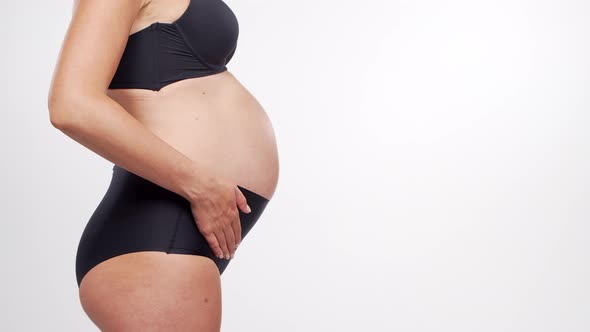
[79,251,222,332]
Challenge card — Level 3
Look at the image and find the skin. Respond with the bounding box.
[47,0,279,330]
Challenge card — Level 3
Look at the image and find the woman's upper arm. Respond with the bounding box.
[48,0,146,115]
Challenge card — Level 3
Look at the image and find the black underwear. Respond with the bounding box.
[75,164,270,288]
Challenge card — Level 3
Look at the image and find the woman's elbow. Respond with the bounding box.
[47,91,89,130]
[48,92,68,129]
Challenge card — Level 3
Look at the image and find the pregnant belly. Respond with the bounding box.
[106,71,279,200]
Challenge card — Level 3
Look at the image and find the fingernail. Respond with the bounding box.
[247,205,252,213]
[231,253,235,259]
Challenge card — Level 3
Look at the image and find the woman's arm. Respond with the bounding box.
[47,0,249,260]
[47,0,210,202]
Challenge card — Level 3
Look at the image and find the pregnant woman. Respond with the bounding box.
[47,0,279,330]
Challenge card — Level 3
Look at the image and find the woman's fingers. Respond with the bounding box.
[235,187,251,214]
[202,229,224,259]
[201,219,236,260]
[230,188,249,254]
[232,211,242,249]
[223,224,236,259]
[214,227,230,260]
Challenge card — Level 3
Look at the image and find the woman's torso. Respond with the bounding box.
[106,0,279,200]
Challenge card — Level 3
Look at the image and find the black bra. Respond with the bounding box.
[108,0,239,91]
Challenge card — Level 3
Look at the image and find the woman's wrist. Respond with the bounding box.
[177,160,213,202]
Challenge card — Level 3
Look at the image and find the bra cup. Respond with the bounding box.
[176,0,239,67]
[225,43,238,64]
[158,25,211,84]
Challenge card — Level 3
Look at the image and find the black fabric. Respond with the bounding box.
[75,164,270,288]
[108,0,239,91]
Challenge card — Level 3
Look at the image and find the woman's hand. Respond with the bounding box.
[188,175,251,260]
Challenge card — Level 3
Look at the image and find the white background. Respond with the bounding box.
[1,0,589,331]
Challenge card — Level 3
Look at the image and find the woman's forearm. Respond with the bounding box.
[49,93,211,202]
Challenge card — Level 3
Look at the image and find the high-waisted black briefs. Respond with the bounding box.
[75,164,270,288]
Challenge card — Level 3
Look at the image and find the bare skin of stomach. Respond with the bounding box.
[106,70,279,201]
